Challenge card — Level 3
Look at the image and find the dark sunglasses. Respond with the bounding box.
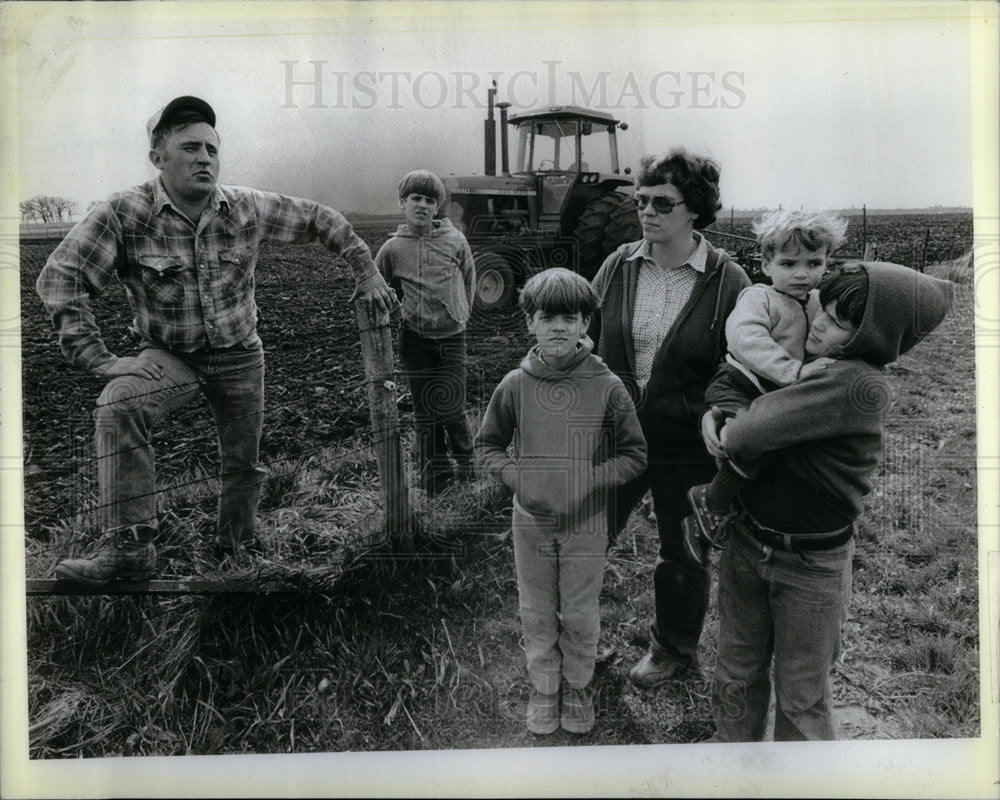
[634,193,685,215]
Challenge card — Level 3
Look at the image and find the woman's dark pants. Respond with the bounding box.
[611,456,717,666]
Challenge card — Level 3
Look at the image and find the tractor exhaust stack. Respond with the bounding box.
[497,101,511,175]
[484,81,497,177]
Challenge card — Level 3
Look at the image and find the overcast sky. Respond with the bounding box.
[10,3,981,215]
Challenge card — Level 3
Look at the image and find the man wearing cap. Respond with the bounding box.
[36,96,397,585]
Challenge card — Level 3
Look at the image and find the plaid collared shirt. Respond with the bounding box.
[36,179,378,373]
[630,233,708,387]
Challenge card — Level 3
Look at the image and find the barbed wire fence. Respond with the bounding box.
[23,295,506,578]
[20,222,975,583]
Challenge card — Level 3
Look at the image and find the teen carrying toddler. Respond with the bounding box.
[475,268,646,735]
[376,170,477,495]
[684,209,848,563]
[702,261,954,740]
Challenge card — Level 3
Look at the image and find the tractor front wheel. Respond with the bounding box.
[473,251,516,311]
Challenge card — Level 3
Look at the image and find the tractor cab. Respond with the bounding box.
[509,106,632,229]
[443,86,642,310]
[512,106,624,175]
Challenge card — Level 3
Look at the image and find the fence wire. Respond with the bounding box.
[22,348,447,541]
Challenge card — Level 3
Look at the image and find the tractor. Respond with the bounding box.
[443,84,641,310]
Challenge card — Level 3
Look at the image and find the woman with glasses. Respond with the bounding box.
[589,149,751,690]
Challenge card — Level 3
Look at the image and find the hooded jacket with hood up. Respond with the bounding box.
[475,337,647,533]
[375,217,475,337]
[721,261,955,533]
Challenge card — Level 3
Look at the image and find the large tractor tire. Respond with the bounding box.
[473,251,516,311]
[573,193,642,279]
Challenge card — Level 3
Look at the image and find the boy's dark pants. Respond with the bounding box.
[610,456,717,665]
[399,327,474,491]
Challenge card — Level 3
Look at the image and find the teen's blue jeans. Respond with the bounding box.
[398,327,473,490]
[711,520,853,741]
[94,344,266,545]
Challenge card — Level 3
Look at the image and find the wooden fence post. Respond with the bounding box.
[862,204,867,255]
[354,298,413,551]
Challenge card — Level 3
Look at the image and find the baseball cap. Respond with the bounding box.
[146,96,216,144]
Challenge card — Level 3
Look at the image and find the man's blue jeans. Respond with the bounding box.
[94,345,266,545]
[711,520,853,741]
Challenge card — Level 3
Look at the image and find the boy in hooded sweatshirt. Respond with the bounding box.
[701,261,954,742]
[475,268,647,735]
[376,170,476,495]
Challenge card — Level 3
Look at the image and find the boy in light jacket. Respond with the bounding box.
[376,170,476,494]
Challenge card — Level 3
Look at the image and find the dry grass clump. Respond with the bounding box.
[838,273,979,739]
[924,249,973,284]
[24,423,526,756]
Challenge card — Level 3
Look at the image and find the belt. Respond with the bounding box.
[736,510,854,552]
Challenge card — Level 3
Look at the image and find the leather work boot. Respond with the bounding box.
[628,640,688,690]
[55,529,157,586]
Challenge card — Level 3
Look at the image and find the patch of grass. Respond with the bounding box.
[25,254,978,754]
[924,249,973,284]
[837,264,978,739]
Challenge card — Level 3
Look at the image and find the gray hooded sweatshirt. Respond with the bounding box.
[375,217,476,337]
[475,337,647,533]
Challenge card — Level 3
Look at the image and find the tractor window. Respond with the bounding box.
[575,139,612,174]
[530,121,574,170]
[513,119,614,173]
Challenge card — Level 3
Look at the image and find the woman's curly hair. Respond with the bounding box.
[637,148,722,229]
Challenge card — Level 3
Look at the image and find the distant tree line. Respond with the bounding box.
[19,195,79,224]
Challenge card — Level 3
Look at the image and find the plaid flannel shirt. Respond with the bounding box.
[629,233,708,387]
[36,179,378,373]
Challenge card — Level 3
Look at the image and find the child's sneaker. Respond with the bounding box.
[681,515,710,567]
[560,682,595,734]
[526,689,559,735]
[686,484,733,548]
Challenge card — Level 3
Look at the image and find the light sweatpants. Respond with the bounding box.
[511,501,608,694]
